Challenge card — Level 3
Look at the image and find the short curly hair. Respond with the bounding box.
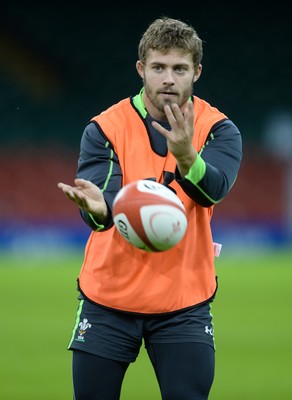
[138,17,203,69]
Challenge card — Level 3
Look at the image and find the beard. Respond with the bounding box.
[143,78,194,117]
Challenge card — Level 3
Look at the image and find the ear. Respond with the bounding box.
[136,60,144,78]
[193,64,202,83]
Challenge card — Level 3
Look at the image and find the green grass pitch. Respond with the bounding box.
[0,247,291,399]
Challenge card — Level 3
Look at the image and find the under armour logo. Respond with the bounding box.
[205,325,213,336]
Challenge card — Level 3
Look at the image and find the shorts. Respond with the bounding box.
[68,295,215,363]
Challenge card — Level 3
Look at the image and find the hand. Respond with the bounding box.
[57,178,108,222]
[151,100,197,176]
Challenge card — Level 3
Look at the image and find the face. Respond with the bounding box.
[136,49,201,120]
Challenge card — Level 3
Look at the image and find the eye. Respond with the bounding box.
[175,66,187,74]
[153,65,163,72]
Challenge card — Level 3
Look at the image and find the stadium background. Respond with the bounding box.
[1,2,292,252]
[1,2,292,399]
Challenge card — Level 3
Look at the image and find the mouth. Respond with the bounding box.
[159,91,178,98]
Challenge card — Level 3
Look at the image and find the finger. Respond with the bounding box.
[58,182,74,195]
[170,103,185,125]
[164,104,186,133]
[57,182,67,190]
[74,178,92,189]
[164,104,178,126]
[69,191,87,208]
[183,100,194,124]
[78,197,89,210]
[151,121,170,138]
[66,191,76,201]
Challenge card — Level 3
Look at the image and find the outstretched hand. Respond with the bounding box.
[151,100,197,176]
[57,178,108,221]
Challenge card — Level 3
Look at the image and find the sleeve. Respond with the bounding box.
[76,121,122,230]
[176,119,243,207]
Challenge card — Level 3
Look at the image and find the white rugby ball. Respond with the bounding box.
[112,180,188,252]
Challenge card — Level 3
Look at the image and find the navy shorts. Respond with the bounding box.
[68,295,215,363]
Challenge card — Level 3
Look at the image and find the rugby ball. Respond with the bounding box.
[112,180,188,252]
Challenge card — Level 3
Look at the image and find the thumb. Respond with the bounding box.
[74,178,92,188]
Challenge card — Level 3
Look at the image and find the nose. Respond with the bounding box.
[162,69,175,85]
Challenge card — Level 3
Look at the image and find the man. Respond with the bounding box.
[58,16,242,400]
